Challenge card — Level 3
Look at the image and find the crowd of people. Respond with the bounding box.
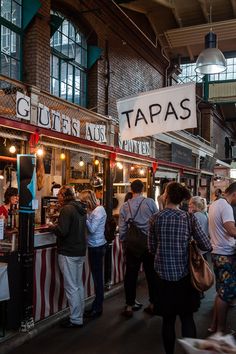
[46,179,236,354]
[1,180,236,354]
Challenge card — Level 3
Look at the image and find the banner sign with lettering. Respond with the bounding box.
[117,83,197,140]
[118,135,150,155]
[85,123,107,143]
[16,93,107,141]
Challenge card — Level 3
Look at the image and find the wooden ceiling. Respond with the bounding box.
[114,0,236,135]
[116,0,236,61]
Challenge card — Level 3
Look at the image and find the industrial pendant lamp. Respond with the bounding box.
[195,2,226,75]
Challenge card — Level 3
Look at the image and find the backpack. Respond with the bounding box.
[126,198,148,257]
[105,217,117,243]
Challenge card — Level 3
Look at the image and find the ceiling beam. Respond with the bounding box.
[197,0,209,22]
[231,0,236,17]
[171,4,194,60]
[152,0,174,9]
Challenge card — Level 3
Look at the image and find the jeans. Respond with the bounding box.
[124,249,158,306]
[88,245,106,313]
[58,254,85,325]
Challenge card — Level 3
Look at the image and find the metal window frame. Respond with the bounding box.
[0,1,23,81]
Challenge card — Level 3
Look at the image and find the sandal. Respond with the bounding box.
[143,306,154,316]
[121,306,133,318]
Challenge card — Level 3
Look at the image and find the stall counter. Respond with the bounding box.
[33,229,125,322]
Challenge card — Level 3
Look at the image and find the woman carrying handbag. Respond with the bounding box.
[148,182,212,354]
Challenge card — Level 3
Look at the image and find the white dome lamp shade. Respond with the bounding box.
[195,31,226,75]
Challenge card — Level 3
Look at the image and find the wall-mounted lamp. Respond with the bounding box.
[79,157,85,167]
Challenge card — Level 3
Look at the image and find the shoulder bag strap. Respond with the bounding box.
[186,212,194,241]
[127,197,145,221]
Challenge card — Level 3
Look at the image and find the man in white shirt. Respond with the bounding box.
[208,182,236,333]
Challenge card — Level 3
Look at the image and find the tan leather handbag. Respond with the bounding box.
[189,238,214,292]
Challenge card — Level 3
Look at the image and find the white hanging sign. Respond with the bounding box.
[117,83,197,140]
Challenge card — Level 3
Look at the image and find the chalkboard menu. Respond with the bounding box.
[171,143,192,167]
[43,147,52,174]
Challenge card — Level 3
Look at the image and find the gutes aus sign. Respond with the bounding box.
[117,83,197,140]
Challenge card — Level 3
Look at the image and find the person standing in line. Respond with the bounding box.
[148,182,212,354]
[214,188,223,201]
[119,179,158,318]
[189,196,209,237]
[50,186,87,328]
[157,182,169,211]
[208,182,236,333]
[122,190,142,311]
[79,190,107,318]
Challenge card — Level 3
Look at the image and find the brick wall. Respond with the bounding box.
[22,0,165,119]
[24,1,51,92]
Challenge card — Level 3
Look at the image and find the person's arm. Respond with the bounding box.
[148,214,157,255]
[148,198,159,213]
[221,203,236,238]
[223,221,236,238]
[118,206,127,241]
[192,214,212,252]
[86,207,104,234]
[53,206,72,238]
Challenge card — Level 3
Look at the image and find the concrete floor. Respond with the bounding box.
[7,281,236,354]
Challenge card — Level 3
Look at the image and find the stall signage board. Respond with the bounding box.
[85,123,107,143]
[117,83,196,140]
[118,135,150,155]
[16,93,106,141]
[171,143,192,167]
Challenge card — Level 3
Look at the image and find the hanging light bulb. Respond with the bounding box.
[60,151,66,160]
[9,144,16,154]
[0,174,4,180]
[140,168,145,175]
[94,157,100,166]
[130,166,135,171]
[117,162,123,170]
[79,157,85,167]
[36,146,44,157]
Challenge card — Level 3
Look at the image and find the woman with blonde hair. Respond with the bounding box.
[188,196,209,237]
[79,189,107,318]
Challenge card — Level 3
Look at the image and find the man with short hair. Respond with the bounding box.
[208,182,236,332]
[119,179,158,318]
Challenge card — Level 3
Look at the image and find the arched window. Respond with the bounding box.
[50,13,87,106]
[0,0,22,80]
